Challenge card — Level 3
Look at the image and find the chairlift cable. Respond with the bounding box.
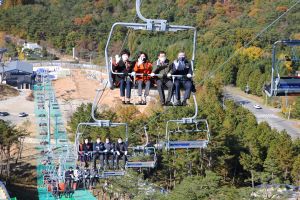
[197,0,300,87]
[129,0,300,136]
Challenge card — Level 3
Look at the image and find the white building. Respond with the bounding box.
[22,42,42,52]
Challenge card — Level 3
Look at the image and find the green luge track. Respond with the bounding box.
[33,80,96,200]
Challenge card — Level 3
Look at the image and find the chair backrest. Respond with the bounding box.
[58,182,65,191]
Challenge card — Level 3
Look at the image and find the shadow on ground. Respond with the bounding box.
[1,162,38,200]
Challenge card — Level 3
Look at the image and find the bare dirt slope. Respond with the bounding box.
[0,84,19,100]
[52,69,157,114]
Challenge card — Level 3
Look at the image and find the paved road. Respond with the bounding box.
[223,87,300,139]
[0,90,34,125]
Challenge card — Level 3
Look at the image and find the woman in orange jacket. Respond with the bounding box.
[133,51,152,105]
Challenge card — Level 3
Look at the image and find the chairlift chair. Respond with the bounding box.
[105,0,197,90]
[74,121,128,177]
[265,40,300,97]
[165,94,210,150]
[126,126,157,169]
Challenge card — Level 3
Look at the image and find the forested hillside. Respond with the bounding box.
[1,0,300,199]
[0,0,299,112]
[68,80,300,199]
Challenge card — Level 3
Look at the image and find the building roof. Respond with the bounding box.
[0,48,7,54]
[0,61,33,74]
[23,42,42,50]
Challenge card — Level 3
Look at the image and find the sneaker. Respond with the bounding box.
[126,101,132,105]
[122,100,126,104]
[174,101,182,106]
[182,100,187,106]
[165,101,173,106]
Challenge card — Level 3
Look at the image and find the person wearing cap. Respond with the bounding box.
[133,51,153,105]
[170,52,193,106]
[115,138,128,169]
[151,51,173,106]
[113,49,134,104]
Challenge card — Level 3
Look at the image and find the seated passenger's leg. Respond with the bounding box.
[100,153,104,169]
[116,154,120,169]
[84,154,89,168]
[104,153,109,168]
[144,80,151,102]
[165,80,174,103]
[125,79,132,101]
[137,80,144,103]
[92,153,97,169]
[107,153,112,169]
[112,152,115,169]
[183,80,192,105]
[174,79,181,105]
[156,79,165,104]
[122,153,126,168]
[119,79,125,102]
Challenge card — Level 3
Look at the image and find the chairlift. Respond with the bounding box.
[105,0,197,93]
[126,126,157,169]
[265,40,300,97]
[74,121,128,177]
[165,94,210,150]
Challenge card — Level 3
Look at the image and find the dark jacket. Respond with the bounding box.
[170,59,193,76]
[65,170,74,179]
[93,142,105,152]
[112,60,134,81]
[152,59,171,79]
[104,142,114,152]
[115,142,128,153]
[82,143,92,153]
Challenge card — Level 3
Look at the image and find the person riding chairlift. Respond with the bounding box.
[170,52,193,106]
[113,49,134,104]
[133,51,152,105]
[115,138,128,169]
[103,138,115,169]
[82,138,92,168]
[64,167,74,193]
[93,138,105,170]
[151,51,173,106]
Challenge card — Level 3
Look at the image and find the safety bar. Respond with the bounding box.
[128,146,156,155]
[269,40,300,96]
[105,22,197,88]
[275,40,300,46]
[126,146,157,168]
[110,57,194,79]
[165,118,210,149]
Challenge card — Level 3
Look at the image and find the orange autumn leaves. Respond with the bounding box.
[73,15,93,26]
